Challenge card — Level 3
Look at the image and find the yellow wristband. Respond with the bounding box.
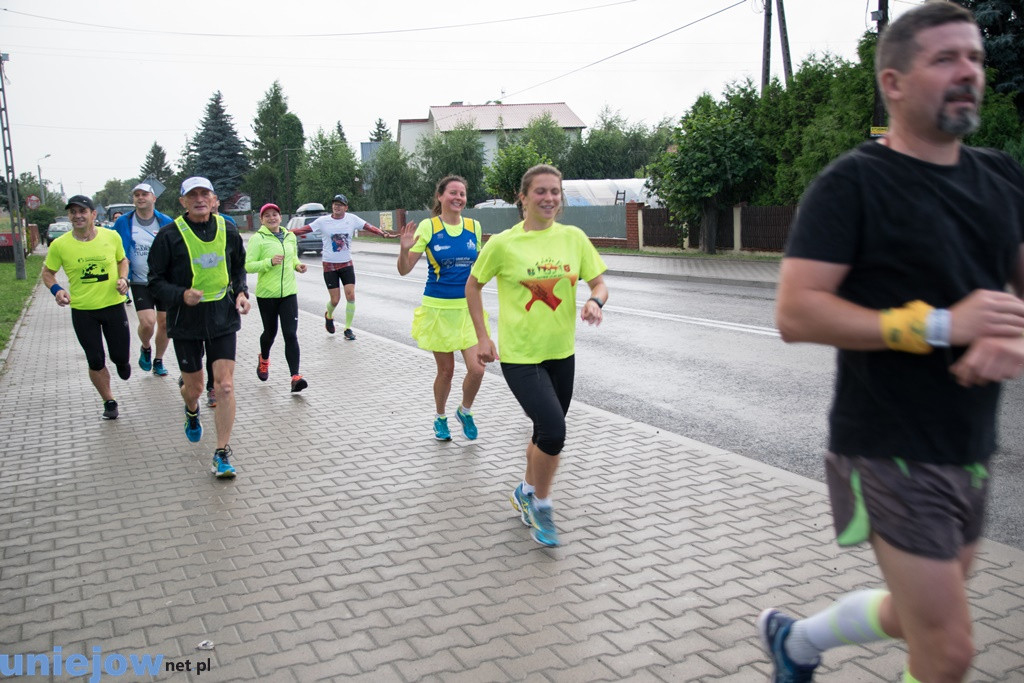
[879,300,933,354]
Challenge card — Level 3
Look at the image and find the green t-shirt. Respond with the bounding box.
[44,228,126,310]
[470,221,606,364]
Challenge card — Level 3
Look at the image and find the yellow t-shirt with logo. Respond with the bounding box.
[470,221,606,364]
[44,228,126,310]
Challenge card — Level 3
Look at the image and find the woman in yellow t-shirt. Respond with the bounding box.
[466,164,609,547]
[398,175,489,442]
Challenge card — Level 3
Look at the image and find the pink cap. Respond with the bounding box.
[260,203,281,216]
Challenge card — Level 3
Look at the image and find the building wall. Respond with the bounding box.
[397,120,433,157]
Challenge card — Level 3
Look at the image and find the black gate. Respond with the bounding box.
[641,207,682,248]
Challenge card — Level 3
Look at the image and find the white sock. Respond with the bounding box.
[459,405,472,415]
[436,413,446,420]
[521,482,535,496]
[785,589,891,666]
[533,496,551,509]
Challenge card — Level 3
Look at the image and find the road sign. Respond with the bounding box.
[142,175,166,198]
[25,194,41,209]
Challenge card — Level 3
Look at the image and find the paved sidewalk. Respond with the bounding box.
[1,280,1022,682]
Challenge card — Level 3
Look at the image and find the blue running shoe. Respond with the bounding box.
[455,406,478,440]
[138,346,152,372]
[510,484,533,527]
[184,405,203,443]
[530,505,560,547]
[152,358,169,376]
[757,609,819,683]
[433,416,451,441]
[211,447,236,479]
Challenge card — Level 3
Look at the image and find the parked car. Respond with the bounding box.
[287,202,328,255]
[103,203,134,227]
[48,221,72,242]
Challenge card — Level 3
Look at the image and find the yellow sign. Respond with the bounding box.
[379,212,393,232]
[870,126,888,138]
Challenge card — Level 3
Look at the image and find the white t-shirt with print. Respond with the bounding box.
[130,214,161,283]
[309,213,366,264]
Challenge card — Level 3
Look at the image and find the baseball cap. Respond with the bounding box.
[331,194,349,205]
[180,177,214,196]
[132,182,155,195]
[65,195,95,211]
[260,203,281,216]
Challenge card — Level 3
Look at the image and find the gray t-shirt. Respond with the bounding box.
[130,214,160,283]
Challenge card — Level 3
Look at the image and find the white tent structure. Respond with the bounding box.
[561,178,661,207]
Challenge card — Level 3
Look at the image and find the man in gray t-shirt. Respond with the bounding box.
[113,183,174,376]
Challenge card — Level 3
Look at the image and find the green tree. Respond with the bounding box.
[364,140,423,210]
[483,142,551,205]
[137,141,177,214]
[193,91,250,201]
[92,178,137,210]
[243,81,305,210]
[249,81,289,165]
[295,128,361,209]
[417,123,486,205]
[369,118,392,142]
[648,94,763,254]
[562,108,671,179]
[27,206,57,233]
[516,113,574,168]
[958,0,1024,119]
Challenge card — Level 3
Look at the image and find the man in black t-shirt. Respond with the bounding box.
[758,3,1024,682]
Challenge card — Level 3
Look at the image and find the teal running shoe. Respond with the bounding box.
[433,416,451,441]
[184,405,203,443]
[152,358,169,376]
[455,406,478,440]
[757,609,819,683]
[138,346,152,372]
[530,505,560,547]
[211,447,236,479]
[510,484,533,527]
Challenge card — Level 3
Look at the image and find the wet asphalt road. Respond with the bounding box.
[279,249,1024,551]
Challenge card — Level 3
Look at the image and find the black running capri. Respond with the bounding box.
[70,304,131,371]
[500,355,575,456]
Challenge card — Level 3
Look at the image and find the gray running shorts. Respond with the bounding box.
[826,452,989,560]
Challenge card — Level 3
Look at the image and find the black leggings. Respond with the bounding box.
[257,294,300,375]
[71,304,130,371]
[500,355,575,456]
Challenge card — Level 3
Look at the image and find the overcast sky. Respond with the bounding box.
[1,0,920,200]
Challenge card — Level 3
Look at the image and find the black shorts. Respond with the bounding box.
[500,356,575,456]
[173,333,237,374]
[129,283,164,312]
[70,304,131,371]
[826,452,989,560]
[323,264,355,290]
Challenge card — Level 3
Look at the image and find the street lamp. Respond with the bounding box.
[36,153,51,204]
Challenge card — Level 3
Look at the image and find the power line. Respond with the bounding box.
[0,1,636,39]
[434,0,747,126]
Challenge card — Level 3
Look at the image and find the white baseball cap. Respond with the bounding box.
[132,182,155,195]
[180,177,214,196]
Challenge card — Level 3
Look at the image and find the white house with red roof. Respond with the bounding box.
[397,102,587,164]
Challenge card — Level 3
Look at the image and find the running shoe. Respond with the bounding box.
[455,406,478,440]
[116,363,131,380]
[343,328,356,341]
[102,399,119,420]
[291,374,308,393]
[757,609,819,683]
[257,354,270,381]
[433,416,451,441]
[211,446,236,479]
[510,484,534,527]
[207,389,217,408]
[530,505,560,547]
[325,314,335,334]
[138,346,152,372]
[184,405,203,443]
[152,358,169,376]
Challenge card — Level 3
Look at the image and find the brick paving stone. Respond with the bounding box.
[1,275,1022,682]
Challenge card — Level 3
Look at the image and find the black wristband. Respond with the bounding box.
[588,297,604,309]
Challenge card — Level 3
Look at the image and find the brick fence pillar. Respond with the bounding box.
[625,201,639,250]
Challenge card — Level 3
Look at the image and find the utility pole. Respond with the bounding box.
[761,0,773,96]
[775,0,793,84]
[872,0,890,131]
[0,51,26,280]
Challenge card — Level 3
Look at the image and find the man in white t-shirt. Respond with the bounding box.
[113,182,174,375]
[291,193,395,339]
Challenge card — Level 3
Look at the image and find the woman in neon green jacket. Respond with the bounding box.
[245,203,309,392]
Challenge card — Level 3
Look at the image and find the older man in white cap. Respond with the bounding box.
[148,177,250,479]
[113,182,174,376]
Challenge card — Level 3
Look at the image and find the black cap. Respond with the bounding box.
[65,195,95,211]
[331,194,349,205]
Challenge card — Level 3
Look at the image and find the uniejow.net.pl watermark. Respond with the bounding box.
[0,646,213,681]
